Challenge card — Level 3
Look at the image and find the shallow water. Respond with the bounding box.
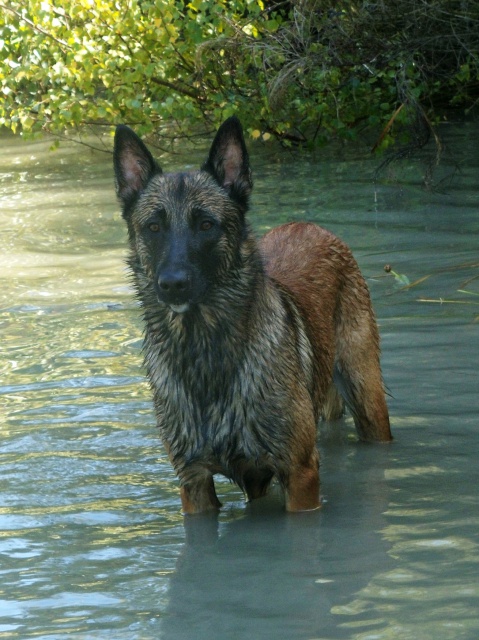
[1,121,478,639]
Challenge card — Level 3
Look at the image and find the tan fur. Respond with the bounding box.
[260,222,392,444]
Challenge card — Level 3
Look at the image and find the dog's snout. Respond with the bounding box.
[158,270,189,293]
[156,266,193,307]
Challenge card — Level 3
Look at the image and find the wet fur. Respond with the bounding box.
[113,117,392,513]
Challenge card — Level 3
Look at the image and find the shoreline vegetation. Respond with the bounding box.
[1,1,478,152]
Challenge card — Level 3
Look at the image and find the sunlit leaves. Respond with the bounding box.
[0,0,232,136]
[1,1,477,145]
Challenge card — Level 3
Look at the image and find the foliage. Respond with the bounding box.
[0,0,279,143]
[0,0,478,148]
[236,0,479,148]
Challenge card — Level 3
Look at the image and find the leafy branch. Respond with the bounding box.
[1,0,478,146]
[0,2,71,50]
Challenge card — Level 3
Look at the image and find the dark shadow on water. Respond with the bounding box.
[160,439,394,640]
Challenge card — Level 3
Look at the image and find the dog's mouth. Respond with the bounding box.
[169,303,190,314]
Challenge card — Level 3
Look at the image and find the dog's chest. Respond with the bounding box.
[147,336,285,465]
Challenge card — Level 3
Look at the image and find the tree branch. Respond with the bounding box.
[150,76,204,102]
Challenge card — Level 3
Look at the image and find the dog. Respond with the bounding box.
[113,116,392,513]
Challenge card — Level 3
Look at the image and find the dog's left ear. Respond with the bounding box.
[202,116,252,208]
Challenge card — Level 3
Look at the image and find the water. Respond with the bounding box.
[1,121,478,639]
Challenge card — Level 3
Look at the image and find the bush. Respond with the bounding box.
[1,0,478,148]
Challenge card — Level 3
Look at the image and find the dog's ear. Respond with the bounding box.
[113,125,161,206]
[202,117,252,208]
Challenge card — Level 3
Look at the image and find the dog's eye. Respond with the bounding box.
[148,222,160,233]
[199,220,214,231]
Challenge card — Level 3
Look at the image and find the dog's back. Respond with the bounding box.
[261,222,391,442]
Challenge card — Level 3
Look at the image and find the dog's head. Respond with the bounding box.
[113,117,253,313]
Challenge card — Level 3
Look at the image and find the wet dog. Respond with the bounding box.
[113,117,392,513]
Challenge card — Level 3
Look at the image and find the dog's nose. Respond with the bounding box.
[157,269,190,298]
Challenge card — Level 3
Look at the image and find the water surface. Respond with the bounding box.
[1,122,478,639]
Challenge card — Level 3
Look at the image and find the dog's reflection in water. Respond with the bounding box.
[161,454,392,640]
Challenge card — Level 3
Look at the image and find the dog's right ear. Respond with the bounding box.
[113,125,161,207]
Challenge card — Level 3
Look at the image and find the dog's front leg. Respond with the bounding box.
[180,474,222,514]
[281,394,321,512]
[284,452,321,512]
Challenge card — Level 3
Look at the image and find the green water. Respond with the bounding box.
[1,121,478,639]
